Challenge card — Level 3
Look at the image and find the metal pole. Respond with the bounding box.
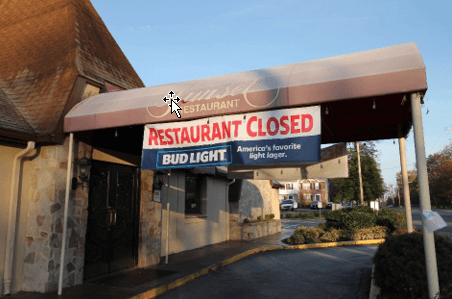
[58,133,74,295]
[410,92,440,299]
[165,172,170,265]
[399,137,413,233]
[226,179,236,241]
[356,141,364,205]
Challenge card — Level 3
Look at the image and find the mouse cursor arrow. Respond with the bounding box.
[170,99,182,118]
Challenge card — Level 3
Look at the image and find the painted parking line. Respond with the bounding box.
[304,249,345,261]
[332,247,375,257]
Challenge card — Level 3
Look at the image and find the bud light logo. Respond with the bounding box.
[156,145,232,168]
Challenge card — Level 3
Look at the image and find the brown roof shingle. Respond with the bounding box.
[0,0,144,142]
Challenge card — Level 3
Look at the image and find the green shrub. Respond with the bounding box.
[294,213,303,218]
[320,229,340,242]
[290,234,305,245]
[243,218,250,223]
[264,214,275,220]
[295,227,323,239]
[349,228,375,240]
[257,216,262,222]
[286,213,293,218]
[341,211,377,230]
[373,233,452,299]
[377,208,407,230]
[324,210,342,222]
[318,223,327,230]
[303,212,316,218]
[371,226,388,239]
[353,205,375,214]
[338,229,350,240]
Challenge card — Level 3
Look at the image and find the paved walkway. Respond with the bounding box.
[7,232,293,299]
[7,221,380,299]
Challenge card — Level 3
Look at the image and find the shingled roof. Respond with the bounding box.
[0,0,144,143]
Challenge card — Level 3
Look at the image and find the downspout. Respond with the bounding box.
[3,141,35,295]
[225,179,235,241]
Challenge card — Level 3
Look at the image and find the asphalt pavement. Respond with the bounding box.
[396,207,452,238]
[154,244,377,299]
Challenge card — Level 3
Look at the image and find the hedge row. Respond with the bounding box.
[285,225,389,245]
[374,233,452,298]
[324,207,407,231]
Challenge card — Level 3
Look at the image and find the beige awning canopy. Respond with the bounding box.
[65,42,426,144]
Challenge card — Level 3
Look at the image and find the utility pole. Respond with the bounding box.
[356,141,364,205]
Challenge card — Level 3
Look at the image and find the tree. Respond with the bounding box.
[330,142,385,204]
[427,142,452,207]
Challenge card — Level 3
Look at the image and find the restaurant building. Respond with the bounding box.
[0,0,281,295]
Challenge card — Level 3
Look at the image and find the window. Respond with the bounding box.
[315,182,320,190]
[302,183,311,190]
[303,194,312,201]
[315,194,321,201]
[185,172,206,215]
[286,183,293,190]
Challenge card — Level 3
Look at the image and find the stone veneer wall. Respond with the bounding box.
[22,138,91,292]
[229,180,281,241]
[138,170,162,267]
[239,180,280,221]
[230,220,281,241]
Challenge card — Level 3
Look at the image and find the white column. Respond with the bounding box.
[398,137,413,233]
[410,92,440,299]
[58,133,74,295]
[356,141,364,205]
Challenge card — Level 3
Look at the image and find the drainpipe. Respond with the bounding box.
[225,179,235,241]
[3,141,35,295]
[58,133,74,295]
[165,171,171,265]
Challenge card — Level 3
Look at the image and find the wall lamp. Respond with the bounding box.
[153,170,167,191]
[71,156,93,190]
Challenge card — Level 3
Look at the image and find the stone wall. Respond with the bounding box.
[138,170,162,267]
[230,220,281,241]
[228,179,281,241]
[239,180,280,221]
[22,138,91,292]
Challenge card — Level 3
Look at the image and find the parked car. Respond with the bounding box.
[310,201,323,209]
[280,200,298,211]
[326,202,334,209]
[341,202,352,208]
[387,204,394,208]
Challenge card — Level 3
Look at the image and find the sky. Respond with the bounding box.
[91,0,452,190]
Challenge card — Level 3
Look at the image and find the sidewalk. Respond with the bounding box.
[8,231,293,299]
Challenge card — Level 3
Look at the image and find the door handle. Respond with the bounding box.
[113,210,117,226]
[107,209,113,227]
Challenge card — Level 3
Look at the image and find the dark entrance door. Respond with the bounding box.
[83,160,140,280]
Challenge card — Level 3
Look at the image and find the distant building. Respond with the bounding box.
[279,179,329,206]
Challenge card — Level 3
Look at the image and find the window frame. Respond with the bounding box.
[184,172,207,217]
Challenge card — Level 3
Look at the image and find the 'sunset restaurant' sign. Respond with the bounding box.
[141,106,321,170]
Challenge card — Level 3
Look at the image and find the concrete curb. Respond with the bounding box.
[369,265,381,299]
[129,239,385,299]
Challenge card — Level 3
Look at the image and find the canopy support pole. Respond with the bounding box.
[58,133,74,295]
[410,92,440,299]
[356,142,364,205]
[398,136,413,233]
